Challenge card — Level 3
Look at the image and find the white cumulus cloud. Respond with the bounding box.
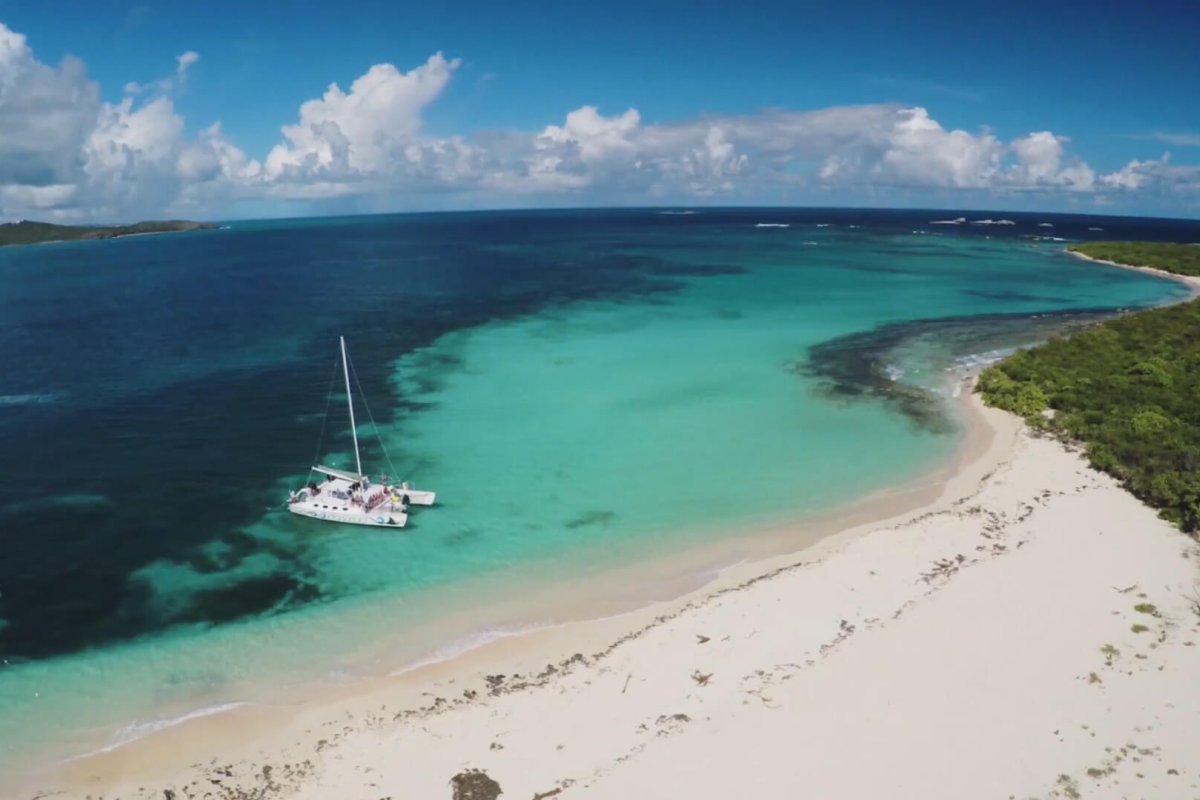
[1007,131,1095,191]
[1101,154,1200,197]
[0,22,100,190]
[0,24,253,220]
[1,19,1197,221]
[263,53,461,186]
[874,107,1004,188]
[176,50,198,81]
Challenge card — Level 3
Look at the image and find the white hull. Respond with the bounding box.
[287,473,434,529]
[288,502,408,527]
[401,489,436,506]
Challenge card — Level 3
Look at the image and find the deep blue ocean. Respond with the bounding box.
[0,207,1196,770]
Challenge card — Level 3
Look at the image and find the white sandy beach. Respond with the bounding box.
[1068,249,1200,297]
[21,384,1200,800]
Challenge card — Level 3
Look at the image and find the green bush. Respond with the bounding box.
[1068,242,1200,277]
[979,244,1200,533]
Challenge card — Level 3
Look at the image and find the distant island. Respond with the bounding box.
[980,241,1200,531]
[0,219,217,247]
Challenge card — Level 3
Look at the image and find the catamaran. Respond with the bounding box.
[287,337,435,528]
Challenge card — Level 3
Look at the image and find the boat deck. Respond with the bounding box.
[287,476,422,528]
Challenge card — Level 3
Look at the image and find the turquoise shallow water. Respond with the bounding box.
[0,210,1192,776]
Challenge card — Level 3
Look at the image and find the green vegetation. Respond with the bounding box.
[1068,241,1200,277]
[1131,624,1150,634]
[0,219,215,247]
[1056,773,1082,799]
[980,243,1200,533]
[1133,602,1159,616]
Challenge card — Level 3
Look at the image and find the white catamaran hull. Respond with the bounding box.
[288,503,408,527]
[287,473,435,528]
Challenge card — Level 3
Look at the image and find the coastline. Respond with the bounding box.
[12,247,1200,797]
[28,389,1200,799]
[1067,248,1200,298]
[10,381,1007,795]
[0,221,217,249]
[30,388,1200,800]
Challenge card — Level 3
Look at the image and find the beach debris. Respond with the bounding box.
[1113,583,1139,594]
[920,556,965,583]
[690,670,713,686]
[450,768,502,800]
[1185,585,1200,618]
[654,713,693,736]
[1133,602,1160,617]
[656,713,691,724]
[532,789,563,800]
[695,634,711,644]
[1055,773,1081,798]
[622,673,632,694]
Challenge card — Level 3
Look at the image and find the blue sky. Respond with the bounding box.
[0,0,1198,220]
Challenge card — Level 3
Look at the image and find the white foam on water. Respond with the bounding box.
[696,557,748,583]
[754,223,790,228]
[68,701,251,761]
[0,393,60,406]
[2,493,113,516]
[386,623,552,679]
[950,348,1016,374]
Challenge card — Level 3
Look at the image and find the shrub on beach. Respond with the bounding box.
[979,245,1200,533]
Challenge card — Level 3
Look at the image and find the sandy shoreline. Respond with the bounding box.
[1067,248,1200,298]
[8,384,999,793]
[17,372,1200,799]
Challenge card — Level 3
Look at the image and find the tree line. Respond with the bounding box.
[980,242,1200,532]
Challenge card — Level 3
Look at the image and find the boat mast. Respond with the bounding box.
[340,336,363,480]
